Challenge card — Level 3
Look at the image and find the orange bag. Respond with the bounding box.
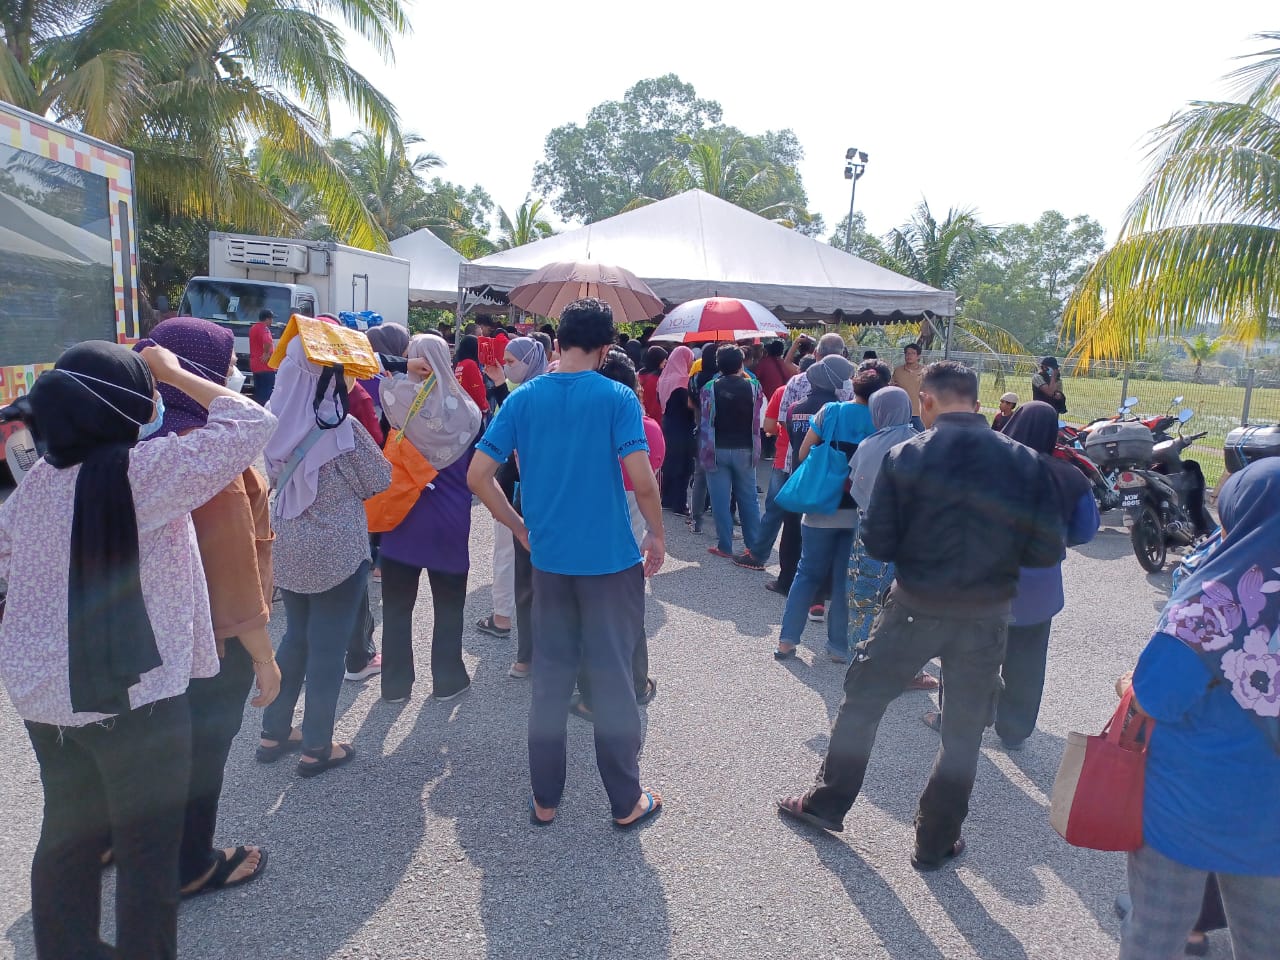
[364,433,439,533]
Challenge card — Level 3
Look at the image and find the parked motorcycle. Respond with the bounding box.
[1088,409,1211,572]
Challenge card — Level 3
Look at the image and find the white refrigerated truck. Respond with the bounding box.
[180,232,411,368]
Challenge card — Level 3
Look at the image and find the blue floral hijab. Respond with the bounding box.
[1157,458,1280,751]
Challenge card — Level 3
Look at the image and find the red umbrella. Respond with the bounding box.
[649,297,789,343]
[508,261,663,325]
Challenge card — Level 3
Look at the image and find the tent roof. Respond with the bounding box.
[389,227,468,309]
[457,190,955,322]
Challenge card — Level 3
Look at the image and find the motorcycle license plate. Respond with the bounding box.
[1121,492,1142,509]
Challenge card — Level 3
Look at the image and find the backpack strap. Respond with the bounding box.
[273,426,325,493]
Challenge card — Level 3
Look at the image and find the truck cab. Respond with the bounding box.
[179,277,315,372]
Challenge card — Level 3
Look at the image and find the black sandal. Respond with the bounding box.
[255,730,303,764]
[636,678,658,706]
[181,846,268,898]
[911,837,966,872]
[569,698,594,723]
[297,743,356,778]
[776,796,844,833]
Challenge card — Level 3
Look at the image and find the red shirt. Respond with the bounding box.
[348,382,384,446]
[766,386,788,470]
[249,321,274,373]
[638,371,663,421]
[454,359,490,412]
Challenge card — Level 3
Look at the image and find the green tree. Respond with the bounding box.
[533,74,723,223]
[960,211,1105,352]
[1174,332,1224,380]
[1,0,409,251]
[328,131,443,240]
[829,211,888,262]
[1064,32,1280,365]
[455,198,554,257]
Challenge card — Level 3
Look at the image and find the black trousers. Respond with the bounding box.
[26,695,191,960]
[346,582,377,674]
[660,424,695,512]
[993,619,1053,745]
[529,565,645,819]
[578,608,650,705]
[778,511,803,592]
[180,639,255,887]
[513,534,535,666]
[380,557,469,699]
[804,593,1007,862]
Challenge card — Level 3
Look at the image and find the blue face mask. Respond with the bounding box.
[137,393,165,440]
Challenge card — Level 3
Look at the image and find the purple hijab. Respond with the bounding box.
[143,317,235,436]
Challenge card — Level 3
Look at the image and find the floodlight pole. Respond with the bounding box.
[843,148,869,251]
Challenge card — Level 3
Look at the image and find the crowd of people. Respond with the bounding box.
[0,298,1275,960]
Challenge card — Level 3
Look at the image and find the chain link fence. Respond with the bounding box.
[930,351,1280,486]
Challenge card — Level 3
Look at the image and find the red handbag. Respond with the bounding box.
[1049,690,1152,852]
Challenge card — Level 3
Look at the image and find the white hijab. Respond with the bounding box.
[264,338,356,519]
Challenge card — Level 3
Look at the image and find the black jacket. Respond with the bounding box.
[862,412,1063,610]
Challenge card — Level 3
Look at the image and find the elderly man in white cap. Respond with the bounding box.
[992,392,1018,432]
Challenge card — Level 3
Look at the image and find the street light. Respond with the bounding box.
[843,147,869,251]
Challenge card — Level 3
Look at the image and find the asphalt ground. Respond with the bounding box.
[0,502,1186,960]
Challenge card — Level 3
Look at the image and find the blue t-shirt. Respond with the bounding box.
[478,371,648,576]
[1133,631,1280,875]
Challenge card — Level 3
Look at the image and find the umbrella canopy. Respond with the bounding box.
[649,297,789,343]
[507,261,663,324]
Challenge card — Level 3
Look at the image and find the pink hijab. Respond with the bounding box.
[657,345,694,411]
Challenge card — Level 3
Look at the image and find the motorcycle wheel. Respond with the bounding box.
[1131,506,1167,573]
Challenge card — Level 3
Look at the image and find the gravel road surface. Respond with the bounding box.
[0,506,1179,959]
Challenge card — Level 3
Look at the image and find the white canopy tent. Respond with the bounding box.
[456,189,956,325]
[389,227,473,310]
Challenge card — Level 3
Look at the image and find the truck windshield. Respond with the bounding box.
[0,141,116,366]
[180,279,293,334]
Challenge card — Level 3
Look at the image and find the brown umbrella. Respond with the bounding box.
[507,261,663,325]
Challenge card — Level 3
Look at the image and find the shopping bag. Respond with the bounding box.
[364,432,439,533]
[775,404,861,515]
[268,314,380,380]
[380,370,481,470]
[1049,690,1152,851]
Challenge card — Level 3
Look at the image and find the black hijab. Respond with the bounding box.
[27,341,162,715]
[1003,400,1091,522]
[640,345,667,374]
[455,334,480,365]
[694,342,720,391]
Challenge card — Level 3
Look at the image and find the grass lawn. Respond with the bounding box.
[976,372,1280,487]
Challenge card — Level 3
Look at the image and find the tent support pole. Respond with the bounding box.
[944,314,954,359]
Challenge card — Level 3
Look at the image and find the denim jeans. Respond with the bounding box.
[778,523,855,657]
[706,447,761,553]
[751,467,790,563]
[263,562,369,752]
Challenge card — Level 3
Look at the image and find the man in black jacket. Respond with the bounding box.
[777,361,1062,870]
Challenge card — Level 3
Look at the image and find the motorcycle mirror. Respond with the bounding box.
[1178,408,1194,423]
[1125,396,1139,408]
[1172,395,1184,405]
[1058,420,1067,429]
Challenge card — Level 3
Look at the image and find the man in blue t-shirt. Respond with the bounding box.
[469,298,665,830]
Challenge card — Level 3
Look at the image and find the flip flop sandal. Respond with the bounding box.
[182,846,269,899]
[773,646,798,661]
[528,797,555,827]
[613,790,662,830]
[297,743,356,778]
[636,678,658,705]
[569,698,594,724]
[475,616,511,638]
[775,796,844,833]
[922,712,942,733]
[911,837,966,872]
[255,731,303,764]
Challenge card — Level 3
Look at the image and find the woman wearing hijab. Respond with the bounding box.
[1115,458,1280,960]
[657,345,696,515]
[142,318,280,897]
[687,342,720,532]
[773,360,873,662]
[962,400,1097,747]
[475,338,548,643]
[0,341,275,960]
[258,339,390,777]
[454,334,491,413]
[480,338,549,679]
[362,322,411,421]
[638,345,667,421]
[378,335,482,703]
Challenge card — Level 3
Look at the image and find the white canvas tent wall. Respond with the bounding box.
[457,189,955,325]
[389,227,471,309]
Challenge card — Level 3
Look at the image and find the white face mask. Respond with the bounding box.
[503,363,523,385]
[226,367,246,394]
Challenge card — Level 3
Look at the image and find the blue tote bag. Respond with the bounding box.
[775,403,861,515]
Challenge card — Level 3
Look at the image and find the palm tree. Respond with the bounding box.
[627,131,814,227]
[329,131,442,239]
[883,200,1020,355]
[454,198,554,256]
[0,0,409,250]
[1064,33,1280,366]
[1175,333,1224,380]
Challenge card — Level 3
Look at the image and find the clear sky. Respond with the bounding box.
[334,1,1274,240]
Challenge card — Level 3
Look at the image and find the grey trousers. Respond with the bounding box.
[1120,843,1280,960]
